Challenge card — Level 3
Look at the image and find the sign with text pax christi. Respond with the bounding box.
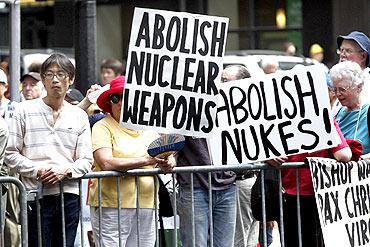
[209,65,340,165]
[120,7,229,138]
[309,158,370,247]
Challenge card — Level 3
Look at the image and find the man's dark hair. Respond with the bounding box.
[41,53,75,80]
[100,58,125,75]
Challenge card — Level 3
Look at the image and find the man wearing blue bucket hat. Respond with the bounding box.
[333,31,370,108]
[337,31,370,69]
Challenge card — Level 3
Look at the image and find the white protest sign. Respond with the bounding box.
[209,65,340,165]
[309,158,370,247]
[121,8,229,138]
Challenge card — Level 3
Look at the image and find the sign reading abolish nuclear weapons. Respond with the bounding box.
[121,7,228,137]
[309,157,370,247]
[209,65,340,165]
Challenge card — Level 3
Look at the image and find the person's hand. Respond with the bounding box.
[265,156,288,167]
[155,154,176,173]
[37,166,71,185]
[85,84,101,102]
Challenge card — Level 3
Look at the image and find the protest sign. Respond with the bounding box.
[209,65,339,165]
[309,157,370,247]
[121,7,229,138]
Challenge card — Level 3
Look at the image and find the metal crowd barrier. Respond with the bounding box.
[0,176,28,246]
[0,162,308,247]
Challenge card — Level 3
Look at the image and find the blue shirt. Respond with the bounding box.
[335,103,370,155]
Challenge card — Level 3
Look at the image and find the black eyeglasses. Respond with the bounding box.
[109,94,123,104]
[43,71,68,81]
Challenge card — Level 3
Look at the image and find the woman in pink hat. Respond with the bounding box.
[88,76,175,246]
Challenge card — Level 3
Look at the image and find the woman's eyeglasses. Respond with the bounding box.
[330,86,354,94]
[109,94,123,104]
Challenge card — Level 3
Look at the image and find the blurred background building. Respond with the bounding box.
[0,0,369,91]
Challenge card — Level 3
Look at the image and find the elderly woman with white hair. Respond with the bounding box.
[331,61,369,154]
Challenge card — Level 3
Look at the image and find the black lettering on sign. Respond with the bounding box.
[259,81,276,121]
[198,21,211,56]
[323,192,334,224]
[170,56,181,90]
[161,93,175,127]
[294,72,319,118]
[183,58,196,92]
[272,78,283,119]
[330,162,353,186]
[322,108,333,145]
[230,86,248,124]
[331,191,342,222]
[149,93,161,127]
[221,127,262,164]
[138,91,151,126]
[345,184,370,220]
[358,160,370,181]
[127,51,145,85]
[193,60,206,94]
[317,194,325,226]
[210,21,226,57]
[281,76,298,119]
[241,127,259,160]
[152,14,165,49]
[186,97,203,131]
[323,163,331,188]
[345,218,370,247]
[297,119,319,150]
[166,17,181,51]
[201,101,216,133]
[345,222,355,247]
[311,160,320,192]
[277,121,299,155]
[216,89,232,127]
[173,96,187,129]
[259,124,281,158]
[345,187,354,218]
[247,84,262,120]
[191,19,199,54]
[207,62,219,95]
[135,12,150,48]
[121,89,139,124]
[179,18,190,53]
[158,55,171,87]
[222,129,242,165]
[145,54,159,86]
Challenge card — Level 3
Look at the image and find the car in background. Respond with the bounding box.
[0,47,75,75]
[223,49,315,77]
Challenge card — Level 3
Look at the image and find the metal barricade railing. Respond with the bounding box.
[0,176,28,246]
[0,162,308,247]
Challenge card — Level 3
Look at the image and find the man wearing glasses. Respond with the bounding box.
[337,31,370,70]
[5,53,92,247]
[337,31,370,99]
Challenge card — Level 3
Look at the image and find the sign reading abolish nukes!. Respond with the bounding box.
[120,7,229,138]
[209,65,340,165]
[309,158,370,247]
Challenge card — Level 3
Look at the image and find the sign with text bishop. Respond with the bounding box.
[309,158,370,247]
[121,7,229,138]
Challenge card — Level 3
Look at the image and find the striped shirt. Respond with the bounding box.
[5,98,93,196]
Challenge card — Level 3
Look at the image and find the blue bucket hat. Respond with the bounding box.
[337,31,370,67]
